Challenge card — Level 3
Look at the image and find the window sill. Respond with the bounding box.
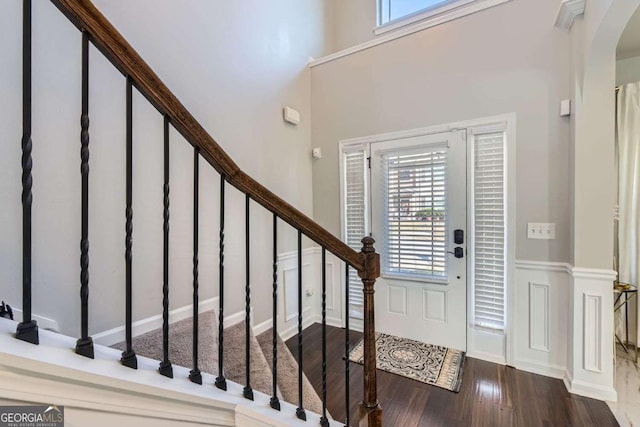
[309,0,511,68]
[375,0,479,36]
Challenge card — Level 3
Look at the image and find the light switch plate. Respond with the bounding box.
[527,223,556,239]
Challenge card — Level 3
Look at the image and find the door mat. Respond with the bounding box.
[348,332,465,392]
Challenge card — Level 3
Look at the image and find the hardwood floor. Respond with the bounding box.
[285,324,618,426]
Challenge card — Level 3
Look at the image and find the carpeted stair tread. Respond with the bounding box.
[111,311,273,396]
[210,320,273,396]
[112,311,217,375]
[256,327,326,417]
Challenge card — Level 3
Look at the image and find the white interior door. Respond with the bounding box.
[370,130,467,351]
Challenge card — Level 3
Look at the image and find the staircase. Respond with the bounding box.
[2,0,382,426]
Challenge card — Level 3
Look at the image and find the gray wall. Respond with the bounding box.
[311,0,572,262]
[0,0,330,335]
[617,55,640,85]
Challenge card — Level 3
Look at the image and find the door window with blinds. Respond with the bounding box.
[471,131,506,331]
[380,146,448,279]
[342,148,368,318]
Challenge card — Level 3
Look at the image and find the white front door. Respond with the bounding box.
[370,130,467,351]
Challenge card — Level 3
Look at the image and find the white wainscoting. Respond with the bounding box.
[565,267,617,402]
[512,260,570,379]
[255,248,345,341]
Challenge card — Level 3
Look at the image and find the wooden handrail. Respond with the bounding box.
[50,0,364,272]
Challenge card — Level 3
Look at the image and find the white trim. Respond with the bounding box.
[309,0,511,67]
[513,358,566,379]
[279,314,320,342]
[555,0,585,32]
[377,0,480,34]
[569,266,618,281]
[515,259,572,273]
[0,318,341,427]
[339,114,514,148]
[93,297,218,346]
[529,282,550,352]
[563,371,618,402]
[339,113,516,361]
[504,115,517,366]
[10,308,60,332]
[253,318,273,337]
[466,351,505,366]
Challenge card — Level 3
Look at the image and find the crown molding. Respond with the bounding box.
[555,0,585,31]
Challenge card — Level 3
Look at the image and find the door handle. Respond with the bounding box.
[447,247,464,258]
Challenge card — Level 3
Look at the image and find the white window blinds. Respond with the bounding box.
[344,149,367,318]
[381,147,448,279]
[473,132,506,330]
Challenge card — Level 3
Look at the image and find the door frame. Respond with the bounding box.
[338,113,516,365]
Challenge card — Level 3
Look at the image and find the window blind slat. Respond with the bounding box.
[344,149,367,318]
[473,132,506,331]
[382,148,448,279]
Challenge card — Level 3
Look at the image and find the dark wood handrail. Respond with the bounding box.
[50,0,364,272]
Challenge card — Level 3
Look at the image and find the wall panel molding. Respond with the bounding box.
[583,293,602,372]
[529,282,550,352]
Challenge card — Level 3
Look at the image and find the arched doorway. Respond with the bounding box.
[567,0,640,405]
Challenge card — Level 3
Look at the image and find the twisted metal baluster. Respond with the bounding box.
[189,147,202,385]
[296,230,306,421]
[16,0,38,345]
[159,115,173,378]
[121,76,137,369]
[215,175,227,391]
[76,30,94,359]
[320,248,329,427]
[243,194,254,400]
[344,263,351,427]
[270,213,281,411]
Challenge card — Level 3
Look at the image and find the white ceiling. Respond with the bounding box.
[618,5,640,59]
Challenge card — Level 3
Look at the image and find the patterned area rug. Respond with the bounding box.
[348,332,466,392]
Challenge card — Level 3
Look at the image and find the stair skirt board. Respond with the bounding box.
[112,311,327,417]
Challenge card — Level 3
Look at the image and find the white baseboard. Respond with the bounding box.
[253,318,273,337]
[563,371,618,402]
[93,297,218,346]
[225,308,248,329]
[467,351,506,366]
[513,358,566,379]
[11,308,60,332]
[280,314,321,342]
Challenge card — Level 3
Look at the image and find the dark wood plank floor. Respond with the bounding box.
[285,323,618,427]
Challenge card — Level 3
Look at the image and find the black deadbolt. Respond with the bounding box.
[454,229,464,245]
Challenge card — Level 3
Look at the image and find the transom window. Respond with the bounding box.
[379,0,453,24]
[375,0,508,37]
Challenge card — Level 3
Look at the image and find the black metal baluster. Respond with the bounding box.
[270,213,281,411]
[16,0,38,345]
[296,230,306,421]
[76,30,94,358]
[320,248,329,427]
[159,115,173,378]
[189,147,202,385]
[215,175,227,390]
[121,77,137,369]
[243,194,253,400]
[344,264,350,427]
